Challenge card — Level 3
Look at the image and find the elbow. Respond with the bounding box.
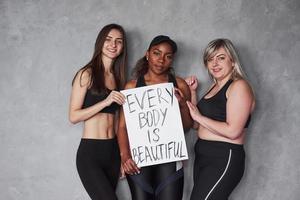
[227,134,240,140]
[69,118,78,124]
[225,129,243,140]
[192,122,199,130]
[181,110,193,132]
[69,114,79,124]
[183,127,190,133]
[183,121,193,133]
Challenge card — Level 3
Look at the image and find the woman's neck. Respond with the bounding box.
[215,76,231,88]
[101,55,114,73]
[145,71,169,84]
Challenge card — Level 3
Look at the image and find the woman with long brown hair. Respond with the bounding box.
[69,24,127,200]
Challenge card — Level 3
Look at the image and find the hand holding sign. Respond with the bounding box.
[121,83,188,168]
[174,87,187,107]
[122,157,140,175]
[104,90,126,106]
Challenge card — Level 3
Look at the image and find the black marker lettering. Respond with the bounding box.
[160,108,168,126]
[157,87,169,104]
[147,89,156,108]
[126,94,136,113]
[138,112,147,129]
[165,87,174,106]
[135,91,146,110]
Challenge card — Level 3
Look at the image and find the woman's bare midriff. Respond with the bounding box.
[82,113,115,139]
[197,126,245,144]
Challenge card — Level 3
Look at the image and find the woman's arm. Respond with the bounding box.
[117,80,140,174]
[185,75,200,130]
[68,70,125,124]
[187,79,255,140]
[176,77,193,132]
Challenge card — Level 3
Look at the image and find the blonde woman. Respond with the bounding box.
[186,39,255,200]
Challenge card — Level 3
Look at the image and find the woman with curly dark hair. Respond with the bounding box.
[118,35,192,200]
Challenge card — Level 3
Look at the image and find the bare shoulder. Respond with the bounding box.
[175,76,191,99]
[124,79,137,89]
[229,79,254,96]
[231,79,252,90]
[175,76,189,89]
[74,68,91,87]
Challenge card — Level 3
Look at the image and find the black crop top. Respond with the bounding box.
[82,89,120,114]
[135,74,178,88]
[197,79,251,128]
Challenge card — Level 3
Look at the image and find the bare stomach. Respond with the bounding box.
[82,113,116,139]
[197,126,245,145]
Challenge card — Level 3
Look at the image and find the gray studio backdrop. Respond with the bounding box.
[1,0,300,199]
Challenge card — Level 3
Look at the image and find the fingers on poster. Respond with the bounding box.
[121,83,188,168]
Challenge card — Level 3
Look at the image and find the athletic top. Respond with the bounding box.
[82,89,120,114]
[197,79,251,128]
[136,74,178,88]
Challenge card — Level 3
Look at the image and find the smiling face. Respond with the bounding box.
[101,29,124,60]
[206,47,235,81]
[146,42,174,75]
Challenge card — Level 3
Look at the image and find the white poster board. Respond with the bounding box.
[121,83,188,167]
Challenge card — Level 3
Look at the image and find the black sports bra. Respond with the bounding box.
[197,79,251,128]
[135,74,178,88]
[82,89,120,114]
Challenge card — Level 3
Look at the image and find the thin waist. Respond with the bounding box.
[83,115,115,138]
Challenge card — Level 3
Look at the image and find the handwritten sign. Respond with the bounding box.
[121,83,188,167]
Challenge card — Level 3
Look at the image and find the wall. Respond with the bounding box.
[1,0,300,199]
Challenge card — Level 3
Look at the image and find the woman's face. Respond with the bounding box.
[102,29,123,60]
[146,42,174,75]
[206,47,234,81]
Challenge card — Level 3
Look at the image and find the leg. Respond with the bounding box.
[190,157,227,200]
[126,166,154,200]
[103,140,121,191]
[154,162,184,200]
[191,148,245,200]
[76,140,118,200]
[205,149,245,200]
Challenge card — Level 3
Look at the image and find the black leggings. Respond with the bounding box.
[190,139,245,200]
[76,138,121,200]
[127,162,184,200]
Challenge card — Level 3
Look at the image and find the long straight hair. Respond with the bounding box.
[72,24,127,93]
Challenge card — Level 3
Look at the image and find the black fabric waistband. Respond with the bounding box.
[80,137,117,144]
[195,138,245,157]
[196,138,243,150]
[78,137,119,155]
